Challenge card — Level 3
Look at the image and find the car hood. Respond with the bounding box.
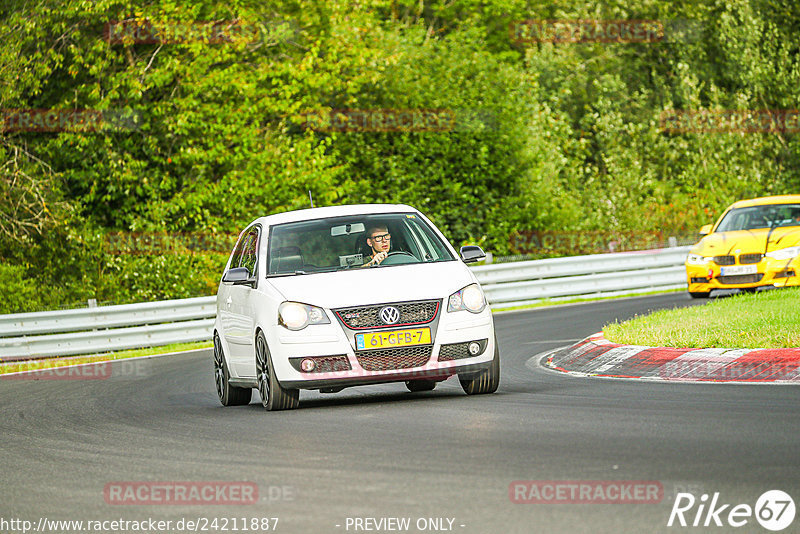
[264,261,477,308]
[691,227,800,256]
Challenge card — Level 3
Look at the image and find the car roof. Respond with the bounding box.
[729,195,800,209]
[247,204,420,227]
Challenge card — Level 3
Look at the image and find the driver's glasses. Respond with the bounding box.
[370,233,391,243]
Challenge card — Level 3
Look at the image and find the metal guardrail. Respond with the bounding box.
[0,296,216,337]
[0,297,216,361]
[0,247,691,360]
[473,246,691,307]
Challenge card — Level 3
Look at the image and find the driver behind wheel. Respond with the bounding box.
[363,225,391,267]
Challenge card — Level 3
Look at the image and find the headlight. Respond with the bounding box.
[686,253,711,265]
[278,302,330,330]
[765,246,800,261]
[448,284,486,313]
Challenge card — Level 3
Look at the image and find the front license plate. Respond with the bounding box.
[721,264,758,276]
[355,328,431,351]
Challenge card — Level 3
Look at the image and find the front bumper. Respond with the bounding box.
[686,256,800,292]
[280,360,493,389]
[267,306,495,390]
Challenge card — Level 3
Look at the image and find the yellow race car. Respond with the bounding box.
[686,195,800,298]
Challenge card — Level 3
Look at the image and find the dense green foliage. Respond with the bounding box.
[1,0,799,312]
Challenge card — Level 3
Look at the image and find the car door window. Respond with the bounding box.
[229,235,246,271]
[239,228,260,275]
[229,226,260,275]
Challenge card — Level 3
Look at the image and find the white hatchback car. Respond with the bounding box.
[213,204,499,410]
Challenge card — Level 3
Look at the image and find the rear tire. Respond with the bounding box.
[459,337,500,395]
[214,334,252,406]
[689,291,710,299]
[405,380,436,392]
[255,331,299,411]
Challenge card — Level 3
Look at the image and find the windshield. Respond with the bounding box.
[266,212,455,276]
[715,204,800,232]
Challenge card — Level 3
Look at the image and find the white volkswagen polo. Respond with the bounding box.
[213,204,499,410]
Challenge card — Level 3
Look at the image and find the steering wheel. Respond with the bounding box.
[379,251,418,266]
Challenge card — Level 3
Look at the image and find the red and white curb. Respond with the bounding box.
[540,333,800,383]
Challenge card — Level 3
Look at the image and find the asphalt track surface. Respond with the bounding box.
[1,293,799,534]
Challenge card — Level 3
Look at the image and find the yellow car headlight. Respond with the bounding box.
[686,253,711,266]
[765,246,800,261]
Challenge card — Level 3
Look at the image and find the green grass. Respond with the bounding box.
[604,287,800,349]
[0,340,212,375]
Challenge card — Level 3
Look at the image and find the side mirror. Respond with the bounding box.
[222,267,255,285]
[460,245,486,264]
[699,224,712,236]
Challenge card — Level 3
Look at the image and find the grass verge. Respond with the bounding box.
[0,340,212,375]
[603,287,800,349]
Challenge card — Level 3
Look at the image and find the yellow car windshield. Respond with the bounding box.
[716,204,800,232]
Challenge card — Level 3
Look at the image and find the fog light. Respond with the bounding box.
[300,358,316,372]
[468,342,481,355]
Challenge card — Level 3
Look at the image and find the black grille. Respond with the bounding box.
[438,339,488,361]
[690,277,709,284]
[289,355,351,373]
[713,255,735,265]
[335,300,440,329]
[739,253,763,264]
[355,346,433,371]
[718,274,763,285]
[438,342,471,361]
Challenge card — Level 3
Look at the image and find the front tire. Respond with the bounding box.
[255,331,299,411]
[459,337,500,395]
[214,334,252,406]
[689,291,710,299]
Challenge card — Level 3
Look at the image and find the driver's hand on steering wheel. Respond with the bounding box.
[369,251,388,266]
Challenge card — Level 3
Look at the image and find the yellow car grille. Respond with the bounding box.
[713,254,763,265]
[718,274,763,285]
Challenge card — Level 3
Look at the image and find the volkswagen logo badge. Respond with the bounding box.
[379,306,400,325]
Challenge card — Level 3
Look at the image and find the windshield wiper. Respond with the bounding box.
[764,218,781,256]
[266,270,308,278]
